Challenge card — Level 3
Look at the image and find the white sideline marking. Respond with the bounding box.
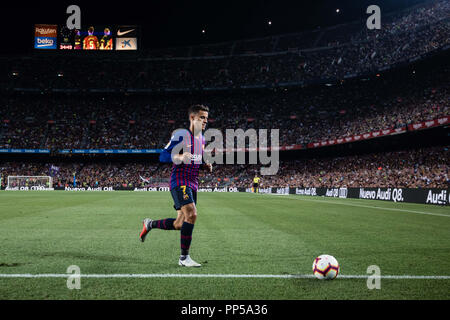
[0,273,449,279]
[262,194,450,218]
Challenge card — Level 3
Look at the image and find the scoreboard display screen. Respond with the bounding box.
[58,26,75,50]
[34,24,58,49]
[115,25,138,50]
[36,24,139,51]
[80,25,114,50]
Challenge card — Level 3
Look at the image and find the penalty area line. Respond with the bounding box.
[0,273,449,280]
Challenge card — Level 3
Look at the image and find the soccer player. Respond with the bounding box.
[139,104,212,267]
[99,28,113,50]
[83,27,99,50]
[252,174,260,193]
[74,29,82,50]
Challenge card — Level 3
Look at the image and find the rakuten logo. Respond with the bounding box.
[36,28,56,35]
[35,25,57,37]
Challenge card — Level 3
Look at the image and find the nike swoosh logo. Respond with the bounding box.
[117,29,135,36]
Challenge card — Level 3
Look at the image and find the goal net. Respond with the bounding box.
[6,176,53,190]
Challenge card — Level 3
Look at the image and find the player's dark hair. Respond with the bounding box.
[188,104,209,116]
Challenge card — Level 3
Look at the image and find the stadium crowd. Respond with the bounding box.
[227,147,449,189]
[1,146,449,189]
[0,61,448,150]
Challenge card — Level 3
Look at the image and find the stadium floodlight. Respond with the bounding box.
[6,176,53,191]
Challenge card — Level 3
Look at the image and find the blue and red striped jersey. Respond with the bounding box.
[159,129,205,191]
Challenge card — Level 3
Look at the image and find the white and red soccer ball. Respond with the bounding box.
[312,255,340,280]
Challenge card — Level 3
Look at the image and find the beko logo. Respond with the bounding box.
[36,38,55,47]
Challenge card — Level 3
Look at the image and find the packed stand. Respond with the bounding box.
[1,146,448,189]
[0,61,448,150]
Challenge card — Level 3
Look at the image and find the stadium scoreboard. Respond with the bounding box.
[34,24,139,51]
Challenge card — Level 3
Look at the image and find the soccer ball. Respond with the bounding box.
[312,255,340,280]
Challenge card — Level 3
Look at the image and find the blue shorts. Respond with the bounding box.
[171,185,197,211]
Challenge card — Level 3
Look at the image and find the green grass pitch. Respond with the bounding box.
[0,191,449,300]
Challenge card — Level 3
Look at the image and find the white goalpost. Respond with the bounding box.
[6,176,54,191]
